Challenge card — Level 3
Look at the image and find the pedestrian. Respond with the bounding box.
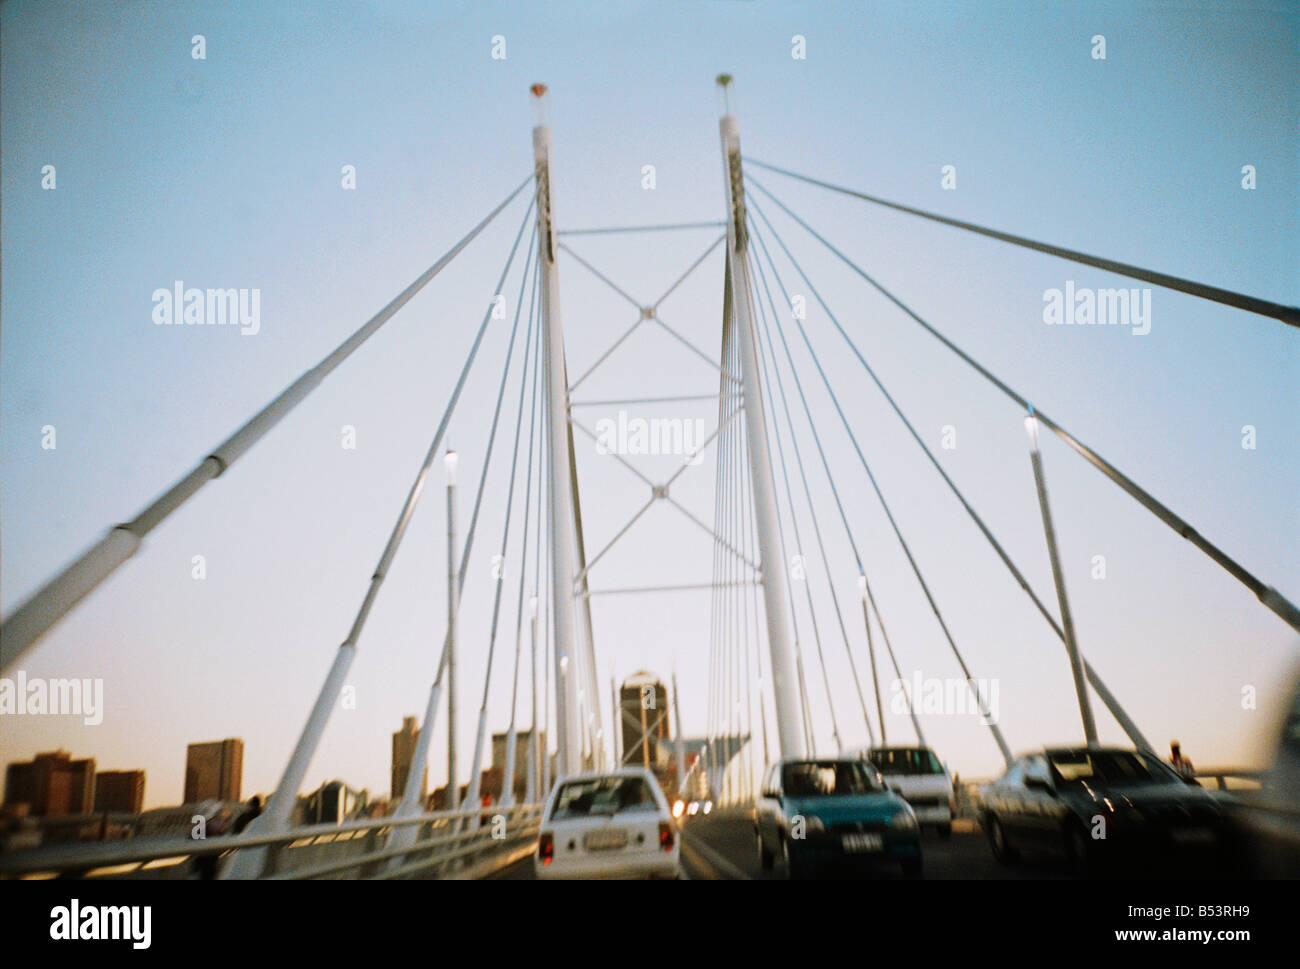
[1170,740,1195,779]
[232,795,262,834]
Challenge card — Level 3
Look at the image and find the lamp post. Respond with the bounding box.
[445,448,460,810]
[526,595,539,803]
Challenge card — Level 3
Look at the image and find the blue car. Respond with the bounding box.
[755,758,922,878]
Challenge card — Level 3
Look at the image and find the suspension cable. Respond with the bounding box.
[507,256,546,803]
[743,201,1012,765]
[464,234,541,805]
[747,174,1300,634]
[1,175,534,672]
[245,195,537,838]
[748,248,873,749]
[749,199,1152,750]
[744,158,1299,329]
[750,220,926,745]
[743,263,842,752]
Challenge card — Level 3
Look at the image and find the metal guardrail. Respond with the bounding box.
[0,803,542,880]
[1191,767,1264,792]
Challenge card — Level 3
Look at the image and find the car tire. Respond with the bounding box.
[1064,822,1097,876]
[757,830,775,871]
[986,815,1018,864]
[901,857,923,879]
[781,837,806,880]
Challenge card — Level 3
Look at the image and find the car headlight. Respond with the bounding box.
[890,809,918,830]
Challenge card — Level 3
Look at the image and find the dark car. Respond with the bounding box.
[979,747,1233,874]
[755,758,922,879]
[1231,663,1300,877]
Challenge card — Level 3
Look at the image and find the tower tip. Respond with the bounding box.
[530,84,549,125]
[715,74,733,114]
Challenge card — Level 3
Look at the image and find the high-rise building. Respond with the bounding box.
[184,739,243,803]
[4,750,96,816]
[391,716,427,802]
[620,671,669,769]
[94,770,145,813]
[490,729,546,771]
[302,780,367,824]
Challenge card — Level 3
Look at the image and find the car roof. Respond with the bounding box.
[552,766,657,783]
[772,757,869,766]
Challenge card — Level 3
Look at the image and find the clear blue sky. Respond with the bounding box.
[3,0,1297,807]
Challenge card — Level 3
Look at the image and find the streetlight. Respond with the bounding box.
[1024,413,1041,452]
[527,593,540,804]
[445,448,459,810]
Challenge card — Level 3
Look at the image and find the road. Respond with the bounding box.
[487,813,1081,880]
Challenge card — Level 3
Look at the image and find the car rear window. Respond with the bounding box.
[782,761,880,796]
[1048,750,1175,786]
[869,748,944,776]
[550,776,658,819]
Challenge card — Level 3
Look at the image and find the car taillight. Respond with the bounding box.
[538,832,554,865]
[659,821,674,852]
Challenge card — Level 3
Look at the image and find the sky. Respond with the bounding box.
[2,0,1297,809]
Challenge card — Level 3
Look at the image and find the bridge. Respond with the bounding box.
[2,78,1296,882]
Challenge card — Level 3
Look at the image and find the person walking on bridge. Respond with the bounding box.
[1169,741,1195,779]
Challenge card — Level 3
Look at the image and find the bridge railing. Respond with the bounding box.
[1192,767,1264,792]
[0,803,542,881]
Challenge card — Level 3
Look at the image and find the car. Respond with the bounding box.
[1232,662,1300,877]
[754,758,922,878]
[861,745,956,838]
[533,767,680,879]
[979,746,1234,874]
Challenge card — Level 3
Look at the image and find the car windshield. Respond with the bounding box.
[782,761,881,797]
[550,776,658,820]
[1047,750,1176,786]
[869,748,944,776]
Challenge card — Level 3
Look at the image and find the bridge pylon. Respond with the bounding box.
[718,103,807,761]
[533,98,585,778]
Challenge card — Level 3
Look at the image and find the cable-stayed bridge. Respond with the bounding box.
[2,80,1296,881]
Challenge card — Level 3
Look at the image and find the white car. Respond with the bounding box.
[862,746,955,838]
[534,767,681,879]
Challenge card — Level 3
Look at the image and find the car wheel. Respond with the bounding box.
[1064,822,1097,876]
[781,837,805,880]
[986,815,1018,864]
[901,857,923,879]
[757,829,775,871]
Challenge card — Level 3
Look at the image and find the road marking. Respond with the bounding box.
[682,830,751,881]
